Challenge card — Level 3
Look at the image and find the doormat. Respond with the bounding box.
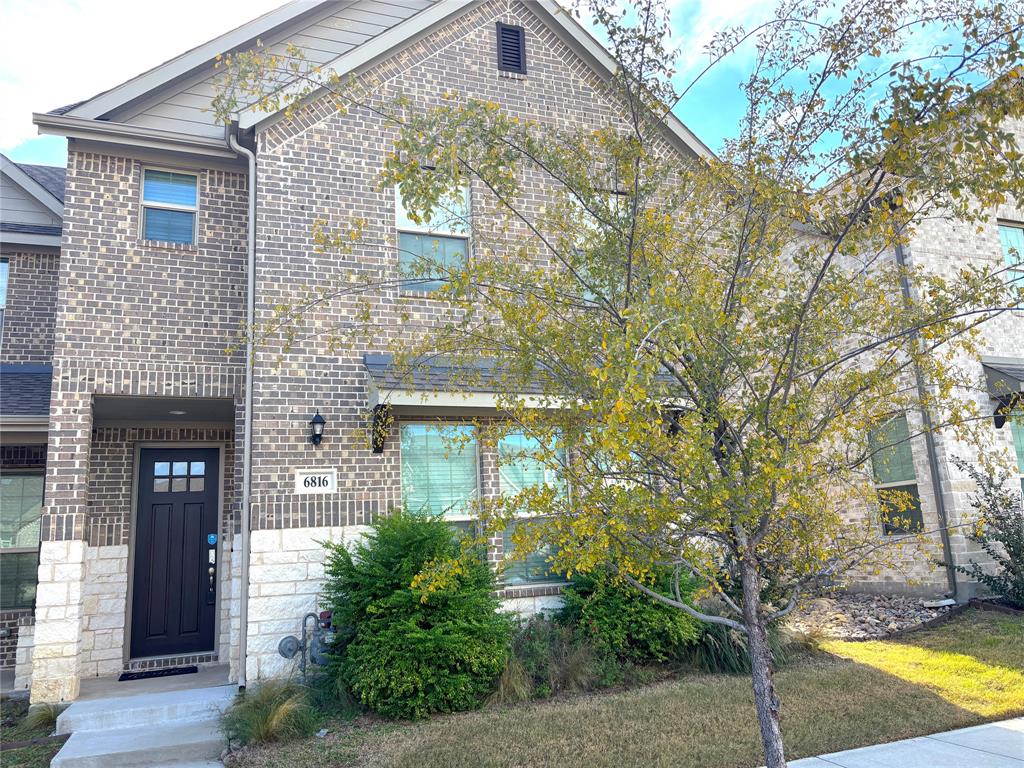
[118,665,198,682]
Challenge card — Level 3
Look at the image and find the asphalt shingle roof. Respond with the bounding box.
[15,162,65,202]
[0,365,53,417]
[364,353,546,394]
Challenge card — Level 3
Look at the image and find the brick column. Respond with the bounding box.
[31,388,92,703]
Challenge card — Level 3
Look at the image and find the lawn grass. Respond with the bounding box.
[0,695,65,768]
[227,609,1024,768]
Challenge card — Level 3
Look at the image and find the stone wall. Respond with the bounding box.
[0,248,59,364]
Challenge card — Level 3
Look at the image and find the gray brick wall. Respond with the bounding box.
[0,248,59,364]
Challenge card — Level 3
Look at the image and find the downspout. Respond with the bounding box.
[894,239,958,601]
[229,125,256,688]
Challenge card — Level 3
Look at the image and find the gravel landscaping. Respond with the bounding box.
[787,592,955,640]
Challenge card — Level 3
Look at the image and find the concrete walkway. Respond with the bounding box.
[791,717,1023,767]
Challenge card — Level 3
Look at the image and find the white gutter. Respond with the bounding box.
[34,113,239,160]
[228,127,256,689]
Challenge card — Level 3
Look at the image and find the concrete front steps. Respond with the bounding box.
[51,684,235,768]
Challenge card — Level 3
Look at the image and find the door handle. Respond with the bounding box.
[208,566,216,589]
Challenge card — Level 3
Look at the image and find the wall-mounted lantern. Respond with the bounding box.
[309,411,327,446]
[370,404,393,454]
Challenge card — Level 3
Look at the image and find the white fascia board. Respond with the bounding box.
[0,158,64,218]
[34,113,239,160]
[240,0,478,130]
[0,232,61,249]
[66,1,328,120]
[0,415,50,430]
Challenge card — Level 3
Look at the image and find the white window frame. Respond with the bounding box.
[398,421,481,523]
[394,184,471,292]
[140,167,200,245]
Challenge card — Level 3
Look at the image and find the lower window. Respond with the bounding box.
[877,483,924,535]
[502,521,561,585]
[0,471,44,610]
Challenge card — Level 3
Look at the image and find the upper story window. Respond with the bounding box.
[142,169,198,245]
[869,414,924,535]
[395,184,470,292]
[999,221,1024,283]
[496,23,527,74]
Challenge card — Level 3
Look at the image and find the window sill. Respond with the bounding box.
[138,239,199,253]
[498,70,527,82]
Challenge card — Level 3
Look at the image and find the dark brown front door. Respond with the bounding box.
[130,448,219,658]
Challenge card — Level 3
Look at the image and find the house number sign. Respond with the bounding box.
[294,468,338,495]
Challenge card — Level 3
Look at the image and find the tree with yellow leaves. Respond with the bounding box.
[213,1,1024,764]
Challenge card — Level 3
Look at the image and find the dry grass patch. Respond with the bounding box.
[227,609,1024,768]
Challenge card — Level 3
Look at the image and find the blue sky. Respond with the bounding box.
[0,0,775,168]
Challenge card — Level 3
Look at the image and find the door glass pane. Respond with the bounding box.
[153,478,169,493]
[189,477,205,492]
[190,461,205,476]
[400,424,477,517]
[172,462,188,476]
[154,462,170,476]
[171,477,187,493]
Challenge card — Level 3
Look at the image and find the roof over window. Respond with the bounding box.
[0,364,53,419]
[984,358,1024,397]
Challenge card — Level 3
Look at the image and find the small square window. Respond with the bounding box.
[190,461,206,477]
[153,478,169,493]
[172,462,188,476]
[154,462,170,476]
[171,477,188,493]
[189,477,205,492]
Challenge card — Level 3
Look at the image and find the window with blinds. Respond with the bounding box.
[869,415,924,534]
[142,169,198,244]
[498,433,565,585]
[400,424,478,518]
[395,184,470,292]
[0,472,44,609]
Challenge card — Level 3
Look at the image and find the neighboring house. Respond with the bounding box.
[0,0,1018,706]
[0,153,62,682]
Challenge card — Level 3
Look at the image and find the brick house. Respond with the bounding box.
[0,0,1020,705]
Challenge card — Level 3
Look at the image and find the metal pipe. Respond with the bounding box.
[894,240,958,600]
[229,126,257,687]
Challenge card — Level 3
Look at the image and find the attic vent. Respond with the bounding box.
[496,22,526,74]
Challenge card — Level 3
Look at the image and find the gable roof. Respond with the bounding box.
[34,1,712,161]
[16,163,65,203]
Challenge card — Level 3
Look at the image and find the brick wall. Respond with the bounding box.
[0,248,59,363]
[248,0,663,541]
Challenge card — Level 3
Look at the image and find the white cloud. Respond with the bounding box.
[0,0,282,155]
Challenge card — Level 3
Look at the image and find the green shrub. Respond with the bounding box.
[559,569,701,663]
[947,459,1024,608]
[222,680,319,746]
[323,511,513,719]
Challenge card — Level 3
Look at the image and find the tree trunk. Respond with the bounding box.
[741,558,786,768]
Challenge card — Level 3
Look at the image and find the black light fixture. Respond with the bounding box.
[309,411,326,446]
[993,393,1021,429]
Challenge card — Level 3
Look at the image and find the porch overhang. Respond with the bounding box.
[363,353,560,415]
[92,395,235,427]
[983,357,1024,428]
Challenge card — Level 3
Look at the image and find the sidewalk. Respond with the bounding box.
[790,717,1023,767]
